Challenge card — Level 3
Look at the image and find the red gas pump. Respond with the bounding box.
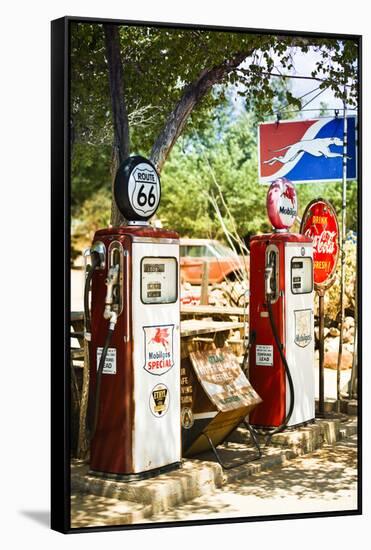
[84,156,181,479]
[249,178,315,433]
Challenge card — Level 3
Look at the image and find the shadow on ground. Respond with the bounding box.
[229,439,357,500]
[70,493,148,528]
[70,437,358,528]
[147,437,358,523]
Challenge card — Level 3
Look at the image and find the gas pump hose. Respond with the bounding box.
[88,263,119,440]
[83,250,110,440]
[249,298,295,447]
[264,298,295,444]
[89,326,114,439]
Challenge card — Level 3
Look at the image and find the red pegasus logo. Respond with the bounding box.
[281,185,296,207]
[150,328,169,349]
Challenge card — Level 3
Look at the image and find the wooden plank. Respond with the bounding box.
[184,408,249,456]
[189,348,262,413]
[181,305,246,317]
[72,308,247,320]
[71,311,84,322]
[70,312,243,339]
[180,319,243,338]
[71,312,243,336]
[72,308,247,323]
[200,261,209,305]
[77,339,90,459]
[183,349,261,456]
[71,349,85,361]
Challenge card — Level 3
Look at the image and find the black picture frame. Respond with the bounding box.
[51,15,362,534]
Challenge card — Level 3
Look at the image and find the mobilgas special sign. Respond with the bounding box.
[143,325,174,375]
[258,117,357,184]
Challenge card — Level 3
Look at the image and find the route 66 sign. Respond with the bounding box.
[114,155,161,221]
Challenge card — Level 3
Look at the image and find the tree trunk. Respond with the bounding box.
[150,50,252,172]
[103,24,130,226]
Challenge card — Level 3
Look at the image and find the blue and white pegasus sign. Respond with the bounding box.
[259,117,357,184]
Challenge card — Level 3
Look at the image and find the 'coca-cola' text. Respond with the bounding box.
[304,228,336,254]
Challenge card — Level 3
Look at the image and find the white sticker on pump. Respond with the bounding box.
[96,347,117,375]
[256,345,273,366]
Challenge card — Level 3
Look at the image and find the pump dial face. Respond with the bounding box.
[141,257,177,304]
[114,156,161,221]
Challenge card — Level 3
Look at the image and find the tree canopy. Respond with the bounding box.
[71,23,358,158]
[70,21,358,252]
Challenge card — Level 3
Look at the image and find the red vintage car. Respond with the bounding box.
[180,238,249,284]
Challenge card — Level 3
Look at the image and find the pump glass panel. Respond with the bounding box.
[291,257,313,294]
[141,257,177,304]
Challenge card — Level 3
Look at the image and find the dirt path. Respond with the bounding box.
[71,435,358,528]
[144,436,358,523]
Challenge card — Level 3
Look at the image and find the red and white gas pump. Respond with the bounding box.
[84,156,181,479]
[249,178,315,432]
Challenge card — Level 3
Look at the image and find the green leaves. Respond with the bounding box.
[71,23,358,155]
[70,22,358,252]
[285,90,302,111]
[158,112,269,239]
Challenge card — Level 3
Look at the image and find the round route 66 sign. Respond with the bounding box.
[114,156,161,221]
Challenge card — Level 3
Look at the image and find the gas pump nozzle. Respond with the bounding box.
[104,264,120,330]
[84,248,104,342]
[265,265,273,297]
[265,251,277,299]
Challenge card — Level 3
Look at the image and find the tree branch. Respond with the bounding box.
[150,50,253,172]
[103,24,130,225]
[104,24,130,162]
[239,67,353,87]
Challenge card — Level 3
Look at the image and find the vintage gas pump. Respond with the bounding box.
[84,156,181,479]
[249,178,315,433]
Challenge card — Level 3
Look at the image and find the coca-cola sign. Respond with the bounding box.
[300,199,339,289]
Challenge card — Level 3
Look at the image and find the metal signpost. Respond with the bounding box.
[300,200,340,415]
[337,104,348,410]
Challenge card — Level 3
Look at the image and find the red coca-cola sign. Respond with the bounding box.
[300,199,339,289]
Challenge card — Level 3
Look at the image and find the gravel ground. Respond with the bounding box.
[144,435,358,524]
[71,435,358,528]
